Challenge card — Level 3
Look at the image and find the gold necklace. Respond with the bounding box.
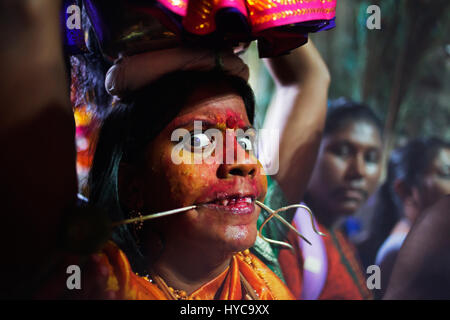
[142,252,262,300]
[147,271,194,300]
[237,249,276,300]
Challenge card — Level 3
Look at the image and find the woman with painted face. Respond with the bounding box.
[84,59,296,299]
[277,99,384,300]
[0,0,331,299]
[83,37,333,298]
[374,137,450,297]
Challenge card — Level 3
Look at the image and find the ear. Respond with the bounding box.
[394,179,422,221]
[394,179,418,208]
[118,163,144,211]
[393,179,412,203]
[410,187,424,211]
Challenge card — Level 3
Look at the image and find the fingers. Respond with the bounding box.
[180,50,249,80]
[105,47,203,96]
[221,51,250,82]
[105,47,249,98]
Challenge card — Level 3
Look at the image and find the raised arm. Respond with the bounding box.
[262,41,330,203]
[0,0,77,297]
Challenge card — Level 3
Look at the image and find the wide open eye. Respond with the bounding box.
[237,136,253,151]
[364,149,380,164]
[184,132,214,153]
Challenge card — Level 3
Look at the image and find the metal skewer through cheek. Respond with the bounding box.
[111,205,197,228]
[255,200,326,250]
[111,201,325,251]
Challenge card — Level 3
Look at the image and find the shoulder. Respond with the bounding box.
[385,196,450,299]
[375,232,408,266]
[95,241,166,300]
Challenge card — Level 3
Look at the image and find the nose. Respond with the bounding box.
[217,129,258,179]
[218,161,258,179]
[346,154,366,180]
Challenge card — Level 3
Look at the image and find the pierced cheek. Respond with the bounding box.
[165,164,218,205]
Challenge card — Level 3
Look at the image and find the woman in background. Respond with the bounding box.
[375,137,450,297]
[278,99,384,299]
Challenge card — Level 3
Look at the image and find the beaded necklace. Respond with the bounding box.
[141,251,267,300]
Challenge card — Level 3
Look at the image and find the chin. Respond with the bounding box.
[336,202,360,216]
[224,225,257,252]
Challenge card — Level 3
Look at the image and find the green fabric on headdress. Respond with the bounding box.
[250,176,296,283]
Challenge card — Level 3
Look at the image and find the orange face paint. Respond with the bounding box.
[141,87,267,256]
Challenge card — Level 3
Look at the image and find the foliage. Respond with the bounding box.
[249,0,450,142]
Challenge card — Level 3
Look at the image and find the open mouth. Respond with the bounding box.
[201,195,256,214]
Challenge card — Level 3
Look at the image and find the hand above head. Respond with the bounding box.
[105,47,249,98]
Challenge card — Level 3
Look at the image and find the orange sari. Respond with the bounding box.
[97,241,294,300]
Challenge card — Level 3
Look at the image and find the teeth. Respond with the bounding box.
[214,197,253,206]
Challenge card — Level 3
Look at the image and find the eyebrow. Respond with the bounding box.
[327,139,382,150]
[171,117,254,131]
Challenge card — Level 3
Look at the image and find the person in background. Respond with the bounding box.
[278,99,384,299]
[384,195,450,299]
[375,137,450,297]
[0,0,78,298]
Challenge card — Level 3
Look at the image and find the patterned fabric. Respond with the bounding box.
[95,241,294,300]
[157,0,336,57]
[158,0,336,33]
[79,0,336,58]
[278,223,373,300]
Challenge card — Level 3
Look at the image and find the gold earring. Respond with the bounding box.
[128,209,144,244]
[129,209,144,230]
